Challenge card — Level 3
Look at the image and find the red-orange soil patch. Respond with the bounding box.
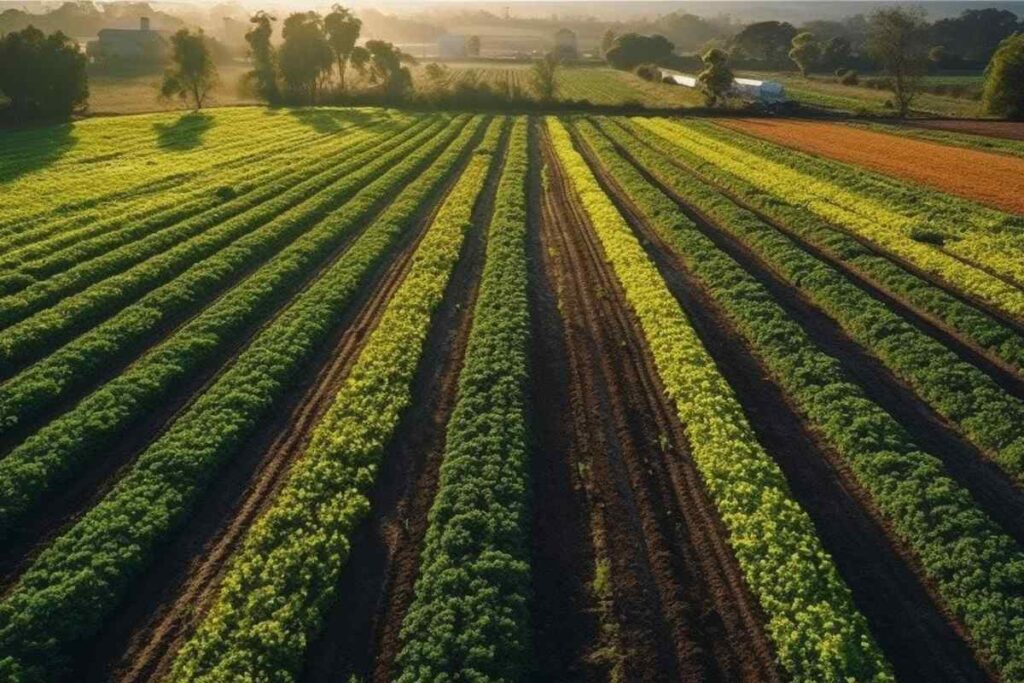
[717,118,1024,215]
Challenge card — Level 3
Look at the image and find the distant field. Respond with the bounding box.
[413,61,705,108]
[86,62,256,115]
[742,71,984,117]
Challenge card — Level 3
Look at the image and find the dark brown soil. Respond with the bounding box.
[577,125,993,682]
[0,122,466,596]
[300,121,506,683]
[70,122,487,683]
[525,117,605,683]
[608,121,1024,551]
[532,123,782,683]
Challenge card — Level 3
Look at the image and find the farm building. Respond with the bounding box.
[86,17,168,64]
[661,69,787,104]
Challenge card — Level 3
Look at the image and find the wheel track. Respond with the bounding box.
[537,126,780,682]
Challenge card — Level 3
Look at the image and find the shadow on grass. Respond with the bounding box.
[153,111,214,150]
[286,107,393,134]
[0,121,77,183]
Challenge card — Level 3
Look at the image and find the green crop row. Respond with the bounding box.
[0,117,443,376]
[395,117,531,682]
[0,115,432,331]
[547,116,892,682]
[168,117,505,683]
[600,118,1024,481]
[574,117,1024,682]
[1,108,391,227]
[0,116,472,540]
[636,118,1024,322]
[0,119,383,287]
[0,115,485,682]
[0,118,342,258]
[611,118,1024,377]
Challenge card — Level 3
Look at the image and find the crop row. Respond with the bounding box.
[0,122,395,299]
[636,118,1024,321]
[0,118,381,279]
[0,115,487,681]
[0,115,431,329]
[168,117,505,682]
[614,119,1024,376]
[0,108,367,228]
[573,118,1024,681]
[547,117,892,682]
[600,118,1024,482]
[0,117,344,256]
[0,117,444,376]
[395,117,531,681]
[0,115,472,539]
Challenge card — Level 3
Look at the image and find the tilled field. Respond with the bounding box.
[2,107,1024,682]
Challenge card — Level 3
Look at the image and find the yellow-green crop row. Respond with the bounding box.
[545,116,892,682]
[167,117,506,682]
[635,118,1024,322]
[0,115,485,681]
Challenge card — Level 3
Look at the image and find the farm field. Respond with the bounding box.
[414,62,705,108]
[742,71,984,117]
[2,106,1024,682]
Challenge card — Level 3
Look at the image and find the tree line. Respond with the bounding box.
[601,7,1024,118]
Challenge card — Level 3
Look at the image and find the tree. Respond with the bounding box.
[868,7,929,117]
[324,4,361,91]
[553,28,577,60]
[821,35,852,70]
[0,25,87,120]
[732,21,797,66]
[697,46,734,106]
[160,29,217,110]
[422,62,451,91]
[466,34,481,57]
[353,40,415,96]
[244,11,278,102]
[279,11,333,103]
[601,29,616,56]
[789,32,820,76]
[931,9,1022,64]
[983,32,1024,119]
[605,33,675,70]
[655,12,720,53]
[531,51,559,101]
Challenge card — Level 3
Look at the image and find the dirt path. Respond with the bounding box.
[717,118,1024,215]
[532,125,782,683]
[300,123,506,683]
[73,126,488,683]
[580,129,993,681]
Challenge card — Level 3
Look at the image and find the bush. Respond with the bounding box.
[838,68,860,85]
[983,32,1024,119]
[0,26,87,121]
[634,63,661,81]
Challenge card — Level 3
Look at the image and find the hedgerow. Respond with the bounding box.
[0,115,486,681]
[168,117,506,683]
[547,116,892,683]
[395,116,531,682]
